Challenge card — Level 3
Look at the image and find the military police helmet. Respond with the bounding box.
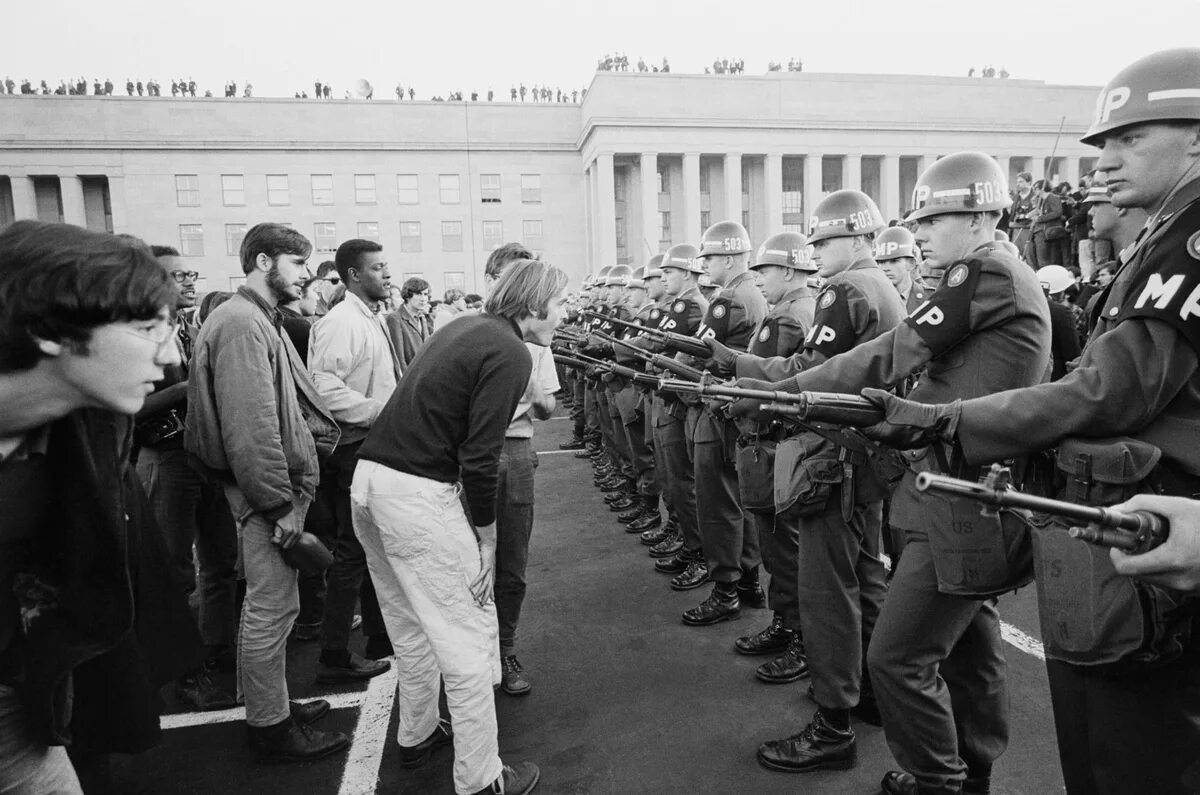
[660,243,704,274]
[606,264,633,287]
[751,231,816,272]
[627,266,647,289]
[1082,48,1200,146]
[644,254,665,281]
[808,190,886,243]
[907,152,1011,222]
[697,273,717,289]
[595,265,613,282]
[697,220,753,258]
[873,226,918,262]
[1081,179,1113,205]
[1036,265,1074,295]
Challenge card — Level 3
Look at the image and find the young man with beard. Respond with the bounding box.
[354,259,568,795]
[185,223,346,762]
[308,239,398,680]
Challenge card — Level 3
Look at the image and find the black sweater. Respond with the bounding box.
[358,313,531,527]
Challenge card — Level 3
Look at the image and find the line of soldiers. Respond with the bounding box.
[553,46,1200,795]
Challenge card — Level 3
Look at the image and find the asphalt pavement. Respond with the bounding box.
[115,409,1065,794]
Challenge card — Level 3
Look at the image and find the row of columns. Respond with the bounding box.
[5,174,116,228]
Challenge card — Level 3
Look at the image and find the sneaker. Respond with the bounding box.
[399,718,453,769]
[500,655,532,696]
[173,670,238,712]
[471,761,541,795]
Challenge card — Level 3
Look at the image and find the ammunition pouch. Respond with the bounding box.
[1032,436,1198,668]
[774,432,843,519]
[734,437,776,514]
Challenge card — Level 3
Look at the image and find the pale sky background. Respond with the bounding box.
[6,0,1199,98]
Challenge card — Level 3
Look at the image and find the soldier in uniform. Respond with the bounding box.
[680,220,768,626]
[576,266,613,462]
[642,245,709,586]
[631,256,676,540]
[723,233,821,682]
[862,50,1200,795]
[585,266,634,498]
[875,226,932,312]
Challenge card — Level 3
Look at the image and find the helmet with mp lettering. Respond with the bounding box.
[751,231,816,272]
[643,254,665,281]
[605,264,633,287]
[697,220,753,258]
[1081,177,1114,205]
[873,226,918,262]
[1036,265,1074,295]
[627,266,647,289]
[808,190,885,243]
[660,243,704,274]
[907,152,1011,222]
[1081,48,1200,146]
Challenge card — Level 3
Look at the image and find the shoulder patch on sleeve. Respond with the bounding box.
[696,297,732,342]
[1187,230,1200,261]
[903,257,985,356]
[1119,259,1200,352]
[803,284,858,358]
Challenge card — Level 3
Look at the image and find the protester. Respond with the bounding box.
[385,276,434,369]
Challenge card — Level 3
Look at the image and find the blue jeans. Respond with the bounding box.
[496,439,536,656]
[0,685,82,794]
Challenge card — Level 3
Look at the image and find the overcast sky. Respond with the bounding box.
[7,0,1199,98]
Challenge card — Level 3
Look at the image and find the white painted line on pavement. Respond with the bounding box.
[539,449,583,455]
[337,665,399,795]
[160,690,368,730]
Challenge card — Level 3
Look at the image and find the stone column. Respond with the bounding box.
[682,152,701,244]
[60,175,86,227]
[803,153,824,226]
[10,175,37,220]
[844,155,861,192]
[597,153,616,268]
[881,155,900,222]
[723,152,741,223]
[640,153,659,258]
[763,153,782,237]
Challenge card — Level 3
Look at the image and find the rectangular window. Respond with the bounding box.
[354,174,376,204]
[266,174,289,206]
[313,222,337,252]
[482,220,503,250]
[399,221,422,253]
[445,272,466,290]
[397,174,419,204]
[311,174,334,205]
[520,173,541,203]
[357,221,380,242]
[221,174,245,206]
[522,219,544,251]
[441,221,463,252]
[697,166,708,195]
[225,223,247,256]
[658,211,671,245]
[781,156,805,229]
[179,224,204,256]
[439,174,460,204]
[741,161,752,197]
[175,174,200,207]
[742,210,751,240]
[700,210,711,233]
[481,174,501,203]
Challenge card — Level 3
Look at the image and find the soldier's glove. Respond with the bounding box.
[859,388,962,449]
[726,377,783,423]
[702,337,740,377]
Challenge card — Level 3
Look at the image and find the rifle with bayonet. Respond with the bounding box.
[584,310,711,359]
[596,333,706,382]
[554,352,661,389]
[916,464,1169,554]
[654,380,885,426]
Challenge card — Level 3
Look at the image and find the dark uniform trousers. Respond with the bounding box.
[615,387,658,497]
[653,398,701,552]
[583,380,601,439]
[797,489,886,710]
[595,386,619,469]
[602,384,634,480]
[569,371,586,435]
[748,508,801,630]
[644,393,670,509]
[867,529,1009,795]
[692,407,758,584]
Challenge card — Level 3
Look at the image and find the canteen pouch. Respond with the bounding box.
[1032,436,1194,667]
[735,438,776,513]
[774,432,842,519]
[925,490,1034,598]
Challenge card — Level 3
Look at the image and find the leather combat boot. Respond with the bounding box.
[755,636,809,683]
[735,613,797,656]
[648,530,684,558]
[600,477,626,493]
[880,767,991,794]
[628,501,662,533]
[609,493,637,512]
[617,503,643,523]
[756,709,856,773]
[681,581,739,625]
[654,550,688,573]
[640,514,674,545]
[736,581,767,609]
[559,435,586,451]
[669,558,709,590]
[247,717,350,762]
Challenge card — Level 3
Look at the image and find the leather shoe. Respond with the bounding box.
[629,510,662,533]
[736,613,797,656]
[289,699,330,725]
[638,522,670,545]
[681,583,739,625]
[399,718,453,768]
[500,655,532,696]
[756,637,809,683]
[617,505,642,523]
[247,717,350,762]
[316,651,391,684]
[736,581,767,609]
[603,489,627,503]
[609,495,637,511]
[470,761,540,795]
[880,771,919,795]
[756,710,855,773]
[669,559,709,590]
[559,436,586,450]
[574,448,596,459]
[648,533,683,558]
[654,551,688,573]
[600,478,626,493]
[174,670,238,712]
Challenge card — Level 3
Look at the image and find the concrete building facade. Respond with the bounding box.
[1,70,1101,291]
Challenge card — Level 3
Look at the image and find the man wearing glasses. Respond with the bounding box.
[312,260,342,316]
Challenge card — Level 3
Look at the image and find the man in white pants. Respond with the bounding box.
[353,259,568,795]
